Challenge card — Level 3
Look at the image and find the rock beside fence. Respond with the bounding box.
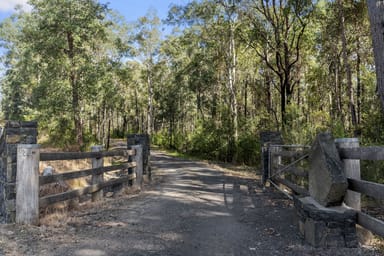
[309,133,348,207]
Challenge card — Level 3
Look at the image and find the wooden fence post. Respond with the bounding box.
[16,144,40,225]
[132,145,143,189]
[91,145,104,202]
[335,138,361,210]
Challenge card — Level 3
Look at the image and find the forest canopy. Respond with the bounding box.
[0,0,382,167]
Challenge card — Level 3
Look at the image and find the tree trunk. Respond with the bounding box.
[244,77,248,119]
[134,88,140,133]
[367,0,384,111]
[147,67,153,136]
[280,76,287,126]
[106,116,111,150]
[67,31,83,148]
[71,74,83,148]
[338,0,357,132]
[228,22,238,163]
[122,115,128,135]
[266,75,272,114]
[356,39,362,125]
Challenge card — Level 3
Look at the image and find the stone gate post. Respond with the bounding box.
[0,121,38,223]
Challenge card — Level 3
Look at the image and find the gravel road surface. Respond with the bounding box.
[0,151,380,255]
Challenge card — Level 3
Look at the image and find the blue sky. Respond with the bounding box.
[0,0,191,23]
[0,0,192,78]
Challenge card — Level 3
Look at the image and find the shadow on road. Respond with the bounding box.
[2,151,379,256]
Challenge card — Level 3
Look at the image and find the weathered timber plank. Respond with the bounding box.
[339,146,384,160]
[91,146,104,202]
[348,178,384,200]
[16,145,40,225]
[277,164,308,177]
[335,138,361,210]
[40,149,135,161]
[39,174,135,208]
[357,212,384,237]
[132,145,143,189]
[39,163,136,185]
[273,177,309,196]
[271,150,309,158]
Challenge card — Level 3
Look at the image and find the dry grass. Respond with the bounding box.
[37,144,136,227]
[39,155,115,189]
[40,210,70,227]
[39,185,141,227]
[38,147,119,223]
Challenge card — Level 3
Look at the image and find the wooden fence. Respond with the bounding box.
[15,144,143,225]
[264,138,384,238]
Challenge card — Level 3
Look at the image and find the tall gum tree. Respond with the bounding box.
[134,10,161,136]
[21,0,110,148]
[244,0,314,128]
[217,0,240,162]
[168,0,243,161]
[367,0,384,111]
[338,0,357,133]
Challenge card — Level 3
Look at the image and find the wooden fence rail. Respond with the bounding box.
[338,146,384,160]
[264,139,384,238]
[39,163,136,185]
[16,144,143,225]
[40,149,135,161]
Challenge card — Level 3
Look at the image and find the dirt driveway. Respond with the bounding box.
[0,151,380,255]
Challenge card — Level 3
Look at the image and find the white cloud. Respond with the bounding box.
[0,0,31,12]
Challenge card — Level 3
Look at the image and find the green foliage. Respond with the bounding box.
[189,121,229,161]
[237,132,260,166]
[44,116,76,148]
[361,99,384,145]
[0,0,131,148]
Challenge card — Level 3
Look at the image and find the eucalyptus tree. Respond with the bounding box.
[367,0,384,112]
[337,0,357,132]
[243,0,315,127]
[134,10,162,136]
[0,0,128,148]
[216,0,242,161]
[167,0,246,161]
[30,0,112,147]
[0,10,34,120]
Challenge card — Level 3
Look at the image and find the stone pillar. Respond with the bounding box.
[294,196,358,248]
[259,131,283,186]
[127,134,150,181]
[0,121,38,223]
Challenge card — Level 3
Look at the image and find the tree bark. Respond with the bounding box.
[367,0,384,111]
[356,39,362,125]
[338,0,357,132]
[67,31,83,148]
[147,67,153,136]
[227,19,239,163]
[134,87,140,133]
